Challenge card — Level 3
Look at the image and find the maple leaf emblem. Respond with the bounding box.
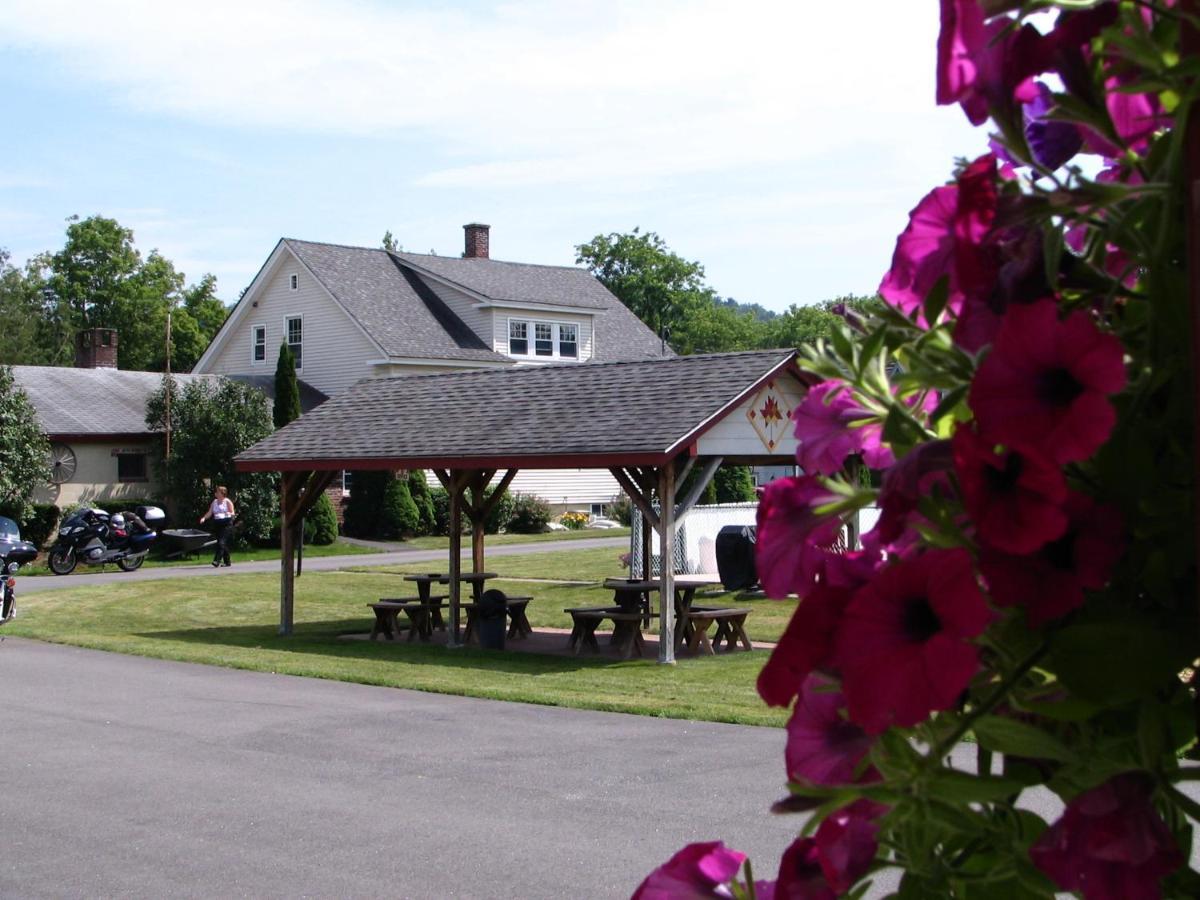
[760,395,782,423]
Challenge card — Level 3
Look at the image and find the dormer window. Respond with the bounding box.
[509,320,528,355]
[507,317,582,361]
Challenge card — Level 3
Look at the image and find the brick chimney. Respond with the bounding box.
[463,223,490,259]
[75,328,118,369]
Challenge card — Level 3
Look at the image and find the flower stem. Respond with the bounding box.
[1164,783,1200,825]
[930,640,1050,764]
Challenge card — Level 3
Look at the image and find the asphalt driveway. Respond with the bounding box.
[0,638,797,899]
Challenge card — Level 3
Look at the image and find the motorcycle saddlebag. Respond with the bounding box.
[136,506,166,523]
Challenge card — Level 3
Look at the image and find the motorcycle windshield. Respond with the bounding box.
[0,517,19,542]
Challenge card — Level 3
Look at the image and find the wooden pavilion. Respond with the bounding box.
[234,348,814,663]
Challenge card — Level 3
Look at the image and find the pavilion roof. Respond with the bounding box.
[235,349,801,472]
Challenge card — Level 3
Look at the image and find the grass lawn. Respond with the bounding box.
[8,544,793,727]
[18,538,380,577]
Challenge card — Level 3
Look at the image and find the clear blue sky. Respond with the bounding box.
[0,1,987,312]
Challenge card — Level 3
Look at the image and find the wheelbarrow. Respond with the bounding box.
[161,528,217,560]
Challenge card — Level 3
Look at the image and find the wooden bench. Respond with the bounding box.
[683,607,753,655]
[369,596,447,642]
[461,596,534,644]
[564,607,658,660]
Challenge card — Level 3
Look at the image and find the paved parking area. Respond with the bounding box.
[0,638,797,899]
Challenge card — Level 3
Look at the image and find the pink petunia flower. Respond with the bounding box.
[879,184,960,318]
[757,585,852,709]
[980,491,1124,627]
[969,299,1126,464]
[875,439,953,545]
[785,674,873,787]
[814,800,887,895]
[792,381,871,476]
[755,476,844,599]
[952,425,1068,554]
[773,838,836,900]
[834,549,992,734]
[632,841,746,899]
[1030,772,1184,900]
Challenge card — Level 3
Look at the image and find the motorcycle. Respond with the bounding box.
[0,516,38,624]
[47,505,165,576]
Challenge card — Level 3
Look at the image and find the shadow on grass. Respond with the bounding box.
[132,617,676,676]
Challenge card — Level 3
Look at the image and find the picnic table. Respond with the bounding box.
[590,574,751,656]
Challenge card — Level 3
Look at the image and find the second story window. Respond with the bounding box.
[252,324,266,362]
[534,322,554,356]
[289,273,298,290]
[559,324,578,358]
[287,315,303,369]
[509,320,528,355]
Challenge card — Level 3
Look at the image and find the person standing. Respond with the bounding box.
[199,485,236,567]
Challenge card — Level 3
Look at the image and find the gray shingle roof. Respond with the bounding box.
[284,240,506,363]
[236,349,798,469]
[283,239,670,364]
[11,368,327,437]
[11,368,215,436]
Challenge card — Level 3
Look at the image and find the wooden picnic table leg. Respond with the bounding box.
[733,616,752,651]
[581,618,601,654]
[688,616,715,656]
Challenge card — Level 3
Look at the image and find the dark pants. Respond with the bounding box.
[212,518,232,565]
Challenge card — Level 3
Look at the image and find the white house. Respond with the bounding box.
[192,224,671,512]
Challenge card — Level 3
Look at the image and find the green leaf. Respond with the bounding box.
[973,716,1074,763]
[929,384,968,425]
[922,275,951,326]
[1050,619,1193,706]
[927,770,1026,804]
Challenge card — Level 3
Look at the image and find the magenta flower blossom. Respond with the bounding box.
[632,841,746,899]
[980,492,1125,627]
[785,674,873,787]
[792,381,891,475]
[757,585,852,709]
[772,838,835,900]
[879,184,959,318]
[1030,772,1183,900]
[834,549,992,734]
[937,0,1043,125]
[814,800,887,895]
[952,425,1068,554]
[875,439,953,545]
[755,476,844,599]
[970,299,1126,464]
[1024,82,1083,170]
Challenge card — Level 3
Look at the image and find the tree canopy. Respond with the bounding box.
[145,376,277,543]
[575,228,880,355]
[0,366,50,521]
[0,215,228,371]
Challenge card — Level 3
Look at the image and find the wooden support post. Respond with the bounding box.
[674,456,722,522]
[448,472,465,648]
[658,462,676,665]
[279,472,298,636]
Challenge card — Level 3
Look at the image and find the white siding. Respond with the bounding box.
[422,467,621,510]
[199,252,379,396]
[33,439,161,507]
[696,375,807,458]
[426,281,491,343]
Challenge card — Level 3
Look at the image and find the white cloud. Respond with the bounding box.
[0,0,979,187]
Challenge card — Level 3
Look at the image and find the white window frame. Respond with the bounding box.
[289,273,298,290]
[251,323,266,364]
[285,315,303,370]
[342,470,352,497]
[505,317,583,361]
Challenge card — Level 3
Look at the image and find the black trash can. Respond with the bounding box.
[477,589,507,650]
[715,525,758,591]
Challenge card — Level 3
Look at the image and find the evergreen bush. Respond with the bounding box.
[380,477,419,539]
[305,492,339,545]
[407,469,436,535]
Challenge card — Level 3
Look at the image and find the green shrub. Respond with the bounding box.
[609,493,633,526]
[5,502,59,549]
[714,465,756,503]
[508,493,551,534]
[481,486,514,534]
[343,470,390,538]
[407,470,436,535]
[380,477,419,539]
[306,492,339,545]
